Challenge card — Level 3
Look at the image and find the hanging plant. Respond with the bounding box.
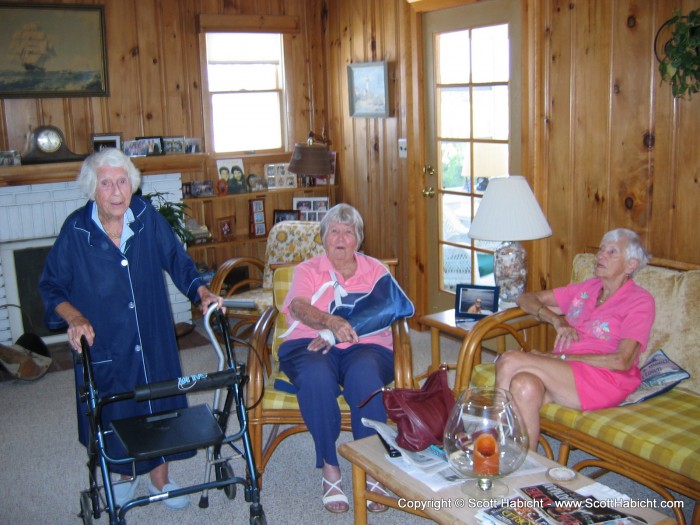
[655,9,700,99]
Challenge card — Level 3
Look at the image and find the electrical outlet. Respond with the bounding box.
[398,138,407,158]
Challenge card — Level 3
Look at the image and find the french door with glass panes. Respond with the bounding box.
[423,0,521,311]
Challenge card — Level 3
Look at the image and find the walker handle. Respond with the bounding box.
[132,369,239,402]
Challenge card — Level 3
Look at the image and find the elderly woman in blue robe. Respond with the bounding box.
[39,148,223,510]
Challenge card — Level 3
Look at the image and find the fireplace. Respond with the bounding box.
[0,238,66,344]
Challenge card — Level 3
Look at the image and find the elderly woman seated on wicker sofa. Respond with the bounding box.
[496,228,655,450]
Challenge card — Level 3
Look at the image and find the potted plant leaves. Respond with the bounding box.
[142,190,193,244]
[655,9,700,99]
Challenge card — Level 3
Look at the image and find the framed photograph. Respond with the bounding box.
[162,136,186,155]
[0,4,108,98]
[273,209,300,224]
[122,139,149,157]
[347,61,389,118]
[181,182,192,199]
[293,197,329,221]
[217,215,235,241]
[190,180,214,197]
[217,158,247,194]
[247,173,267,192]
[454,284,500,321]
[185,137,201,153]
[0,150,21,166]
[249,198,266,238]
[91,133,122,152]
[135,136,164,155]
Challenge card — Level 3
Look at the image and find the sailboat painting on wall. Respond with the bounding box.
[0,4,108,98]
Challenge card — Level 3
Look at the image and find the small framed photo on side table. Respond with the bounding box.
[454,284,500,321]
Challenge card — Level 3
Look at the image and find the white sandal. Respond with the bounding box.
[322,477,349,514]
[366,480,390,513]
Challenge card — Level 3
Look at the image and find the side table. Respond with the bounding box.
[418,308,543,375]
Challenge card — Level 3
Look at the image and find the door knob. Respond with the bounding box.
[422,187,435,197]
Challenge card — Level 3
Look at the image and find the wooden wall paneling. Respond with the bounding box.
[299,0,328,138]
[64,98,93,155]
[544,0,575,290]
[607,1,654,236]
[135,0,167,137]
[672,98,700,262]
[160,0,191,135]
[404,2,428,316]
[181,0,205,147]
[372,0,392,261]
[3,99,39,152]
[526,0,552,294]
[397,0,419,301]
[105,0,145,141]
[648,1,680,260]
[570,1,612,251]
[335,0,360,205]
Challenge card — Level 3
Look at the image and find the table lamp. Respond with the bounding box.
[468,175,552,304]
[288,132,332,197]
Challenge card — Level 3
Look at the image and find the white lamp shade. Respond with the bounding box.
[469,176,552,241]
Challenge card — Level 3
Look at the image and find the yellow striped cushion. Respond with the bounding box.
[573,388,700,480]
[271,266,296,360]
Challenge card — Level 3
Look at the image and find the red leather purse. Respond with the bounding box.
[361,367,454,452]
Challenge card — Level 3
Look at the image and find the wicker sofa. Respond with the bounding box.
[457,254,699,525]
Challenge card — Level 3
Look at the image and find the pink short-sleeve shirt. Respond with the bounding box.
[281,253,393,350]
[553,278,655,410]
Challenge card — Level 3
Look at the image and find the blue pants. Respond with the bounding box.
[278,339,394,468]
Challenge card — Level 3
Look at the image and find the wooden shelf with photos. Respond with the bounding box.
[183,185,333,271]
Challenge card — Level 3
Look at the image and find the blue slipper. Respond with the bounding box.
[112,476,139,507]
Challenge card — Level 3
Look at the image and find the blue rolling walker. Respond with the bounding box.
[77,301,266,524]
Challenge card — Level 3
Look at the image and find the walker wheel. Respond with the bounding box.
[217,462,237,500]
[79,491,93,525]
[250,513,267,525]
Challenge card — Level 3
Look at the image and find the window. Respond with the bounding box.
[435,24,510,290]
[203,33,285,153]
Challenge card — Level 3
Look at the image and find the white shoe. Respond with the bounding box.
[145,478,190,510]
[112,476,139,507]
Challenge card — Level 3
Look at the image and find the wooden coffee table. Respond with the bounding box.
[339,435,676,525]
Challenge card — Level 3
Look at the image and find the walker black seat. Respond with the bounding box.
[111,404,224,461]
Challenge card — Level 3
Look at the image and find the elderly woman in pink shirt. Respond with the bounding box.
[497,228,655,450]
[279,203,411,514]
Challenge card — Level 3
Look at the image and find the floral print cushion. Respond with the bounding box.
[261,221,325,289]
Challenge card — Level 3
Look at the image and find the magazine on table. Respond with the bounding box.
[517,482,638,525]
[476,495,551,525]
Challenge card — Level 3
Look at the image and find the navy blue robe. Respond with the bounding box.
[40,196,204,475]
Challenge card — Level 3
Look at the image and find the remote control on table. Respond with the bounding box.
[377,433,402,457]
